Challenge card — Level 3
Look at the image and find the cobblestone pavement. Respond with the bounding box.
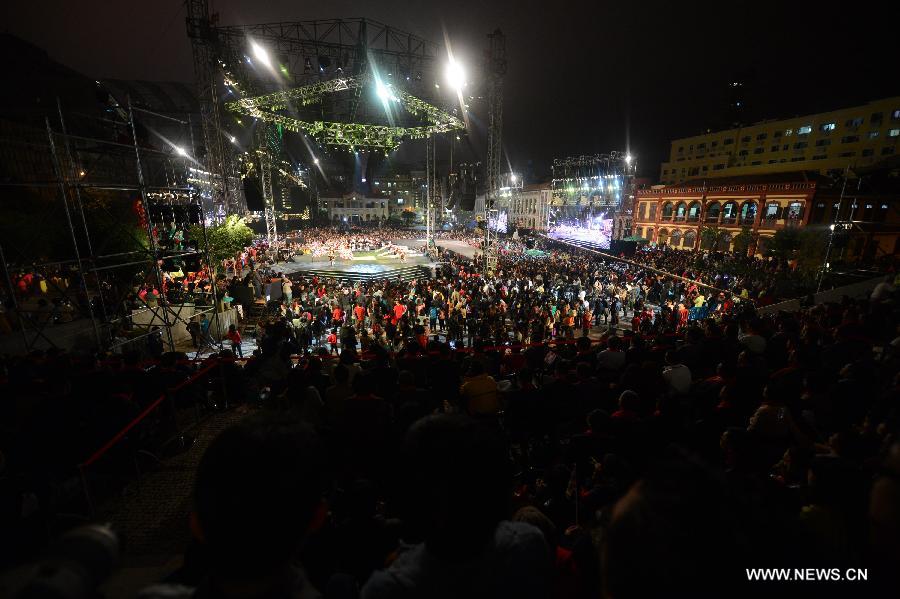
[98,405,255,596]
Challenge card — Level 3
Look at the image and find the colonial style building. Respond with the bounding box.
[633,171,900,260]
[507,183,552,231]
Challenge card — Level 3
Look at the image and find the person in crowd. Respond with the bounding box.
[362,415,550,598]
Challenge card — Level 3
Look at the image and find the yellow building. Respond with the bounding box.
[660,97,900,185]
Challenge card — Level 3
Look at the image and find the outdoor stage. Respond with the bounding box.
[277,238,478,282]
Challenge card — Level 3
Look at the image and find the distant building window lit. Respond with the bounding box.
[798,125,812,135]
[841,135,860,143]
[845,117,864,128]
[893,109,900,120]
[820,122,836,132]
[784,129,793,136]
[868,131,879,139]
[888,129,900,137]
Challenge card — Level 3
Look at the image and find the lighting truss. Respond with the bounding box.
[225,73,464,151]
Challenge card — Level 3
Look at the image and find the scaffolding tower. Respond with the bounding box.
[483,29,506,275]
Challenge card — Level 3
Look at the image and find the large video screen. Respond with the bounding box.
[548,217,613,249]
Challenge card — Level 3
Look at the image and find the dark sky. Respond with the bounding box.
[4,0,897,179]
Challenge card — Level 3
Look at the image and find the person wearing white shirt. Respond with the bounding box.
[662,351,692,395]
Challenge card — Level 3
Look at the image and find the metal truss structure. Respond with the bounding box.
[225,73,464,152]
[483,29,506,275]
[549,151,637,238]
[0,100,222,355]
[186,4,460,224]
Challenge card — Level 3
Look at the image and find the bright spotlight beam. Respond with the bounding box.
[445,59,466,91]
[251,41,271,68]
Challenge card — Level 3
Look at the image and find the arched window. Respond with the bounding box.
[670,229,683,246]
[705,202,721,223]
[675,202,687,221]
[740,201,757,225]
[683,230,697,249]
[687,201,701,222]
[722,201,738,223]
[661,202,674,220]
[658,228,670,245]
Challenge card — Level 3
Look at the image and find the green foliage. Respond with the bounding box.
[190,215,254,271]
[699,226,720,250]
[765,228,801,260]
[732,226,757,256]
[796,228,829,272]
[400,210,416,226]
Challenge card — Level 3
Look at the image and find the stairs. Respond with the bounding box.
[292,264,432,284]
[240,299,267,338]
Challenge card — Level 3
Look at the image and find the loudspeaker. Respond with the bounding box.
[243,177,264,211]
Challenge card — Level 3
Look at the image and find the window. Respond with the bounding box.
[862,148,874,157]
[751,160,762,165]
[798,125,812,135]
[764,203,780,222]
[722,201,738,223]
[790,157,805,162]
[702,165,708,171]
[784,129,793,136]
[756,133,767,140]
[893,109,900,120]
[845,117,864,128]
[713,163,725,170]
[689,145,694,151]
[883,147,895,156]
[661,202,673,219]
[754,147,765,154]
[889,129,900,137]
[794,141,808,149]
[675,202,687,220]
[768,159,778,163]
[841,135,860,143]
[711,141,718,147]
[697,143,706,149]
[648,204,657,219]
[739,149,749,156]
[771,145,780,152]
[871,112,883,124]
[812,154,827,160]
[662,169,668,175]
[786,202,803,220]
[783,144,789,150]
[839,151,856,158]
[741,135,751,143]
[723,138,734,145]
[820,122,836,132]
[773,131,782,138]
[687,202,701,221]
[678,146,684,153]
[868,131,879,139]
[705,202,721,221]
[815,139,831,147]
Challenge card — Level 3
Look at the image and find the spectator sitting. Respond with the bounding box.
[147,413,325,598]
[460,361,499,417]
[362,415,550,599]
[661,350,692,396]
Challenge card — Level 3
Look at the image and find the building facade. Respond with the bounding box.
[660,97,900,185]
[507,183,552,231]
[634,172,900,260]
[320,193,391,224]
[634,175,818,254]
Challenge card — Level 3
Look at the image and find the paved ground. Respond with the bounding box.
[97,404,256,597]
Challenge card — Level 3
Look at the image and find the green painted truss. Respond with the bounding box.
[225,74,464,151]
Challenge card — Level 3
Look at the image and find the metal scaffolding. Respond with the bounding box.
[483,29,506,275]
[0,100,220,355]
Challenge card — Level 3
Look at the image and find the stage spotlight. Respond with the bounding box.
[625,154,633,164]
[445,59,465,91]
[376,80,392,101]
[251,42,271,68]
[174,146,188,157]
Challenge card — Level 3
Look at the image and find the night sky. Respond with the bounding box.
[4,0,897,180]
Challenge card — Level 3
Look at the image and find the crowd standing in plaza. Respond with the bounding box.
[1,225,899,598]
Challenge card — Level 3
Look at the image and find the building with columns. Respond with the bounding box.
[507,183,552,231]
[633,170,900,260]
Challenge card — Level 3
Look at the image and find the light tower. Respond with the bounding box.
[484,29,506,275]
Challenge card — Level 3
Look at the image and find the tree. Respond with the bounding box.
[796,228,829,272]
[699,226,720,250]
[731,226,758,256]
[190,215,254,273]
[765,227,801,260]
[401,210,416,227]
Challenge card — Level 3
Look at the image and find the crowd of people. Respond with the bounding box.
[2,225,900,597]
